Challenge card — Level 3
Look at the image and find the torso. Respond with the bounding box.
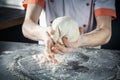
[39,0,95,33]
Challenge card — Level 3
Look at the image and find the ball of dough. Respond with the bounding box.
[51,16,80,45]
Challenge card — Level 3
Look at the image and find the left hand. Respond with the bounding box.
[51,37,79,54]
[51,43,74,54]
[62,36,79,48]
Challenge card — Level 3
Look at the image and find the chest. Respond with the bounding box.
[41,0,95,32]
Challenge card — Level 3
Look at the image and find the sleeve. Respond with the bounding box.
[94,0,116,19]
[23,0,45,9]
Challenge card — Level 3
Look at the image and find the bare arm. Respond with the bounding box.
[77,16,112,47]
[22,4,46,41]
[51,16,112,53]
[22,4,57,62]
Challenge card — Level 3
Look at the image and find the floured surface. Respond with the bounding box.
[13,48,120,80]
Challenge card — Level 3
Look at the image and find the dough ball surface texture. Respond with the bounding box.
[51,16,80,44]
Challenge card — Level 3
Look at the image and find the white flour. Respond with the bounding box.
[15,48,120,80]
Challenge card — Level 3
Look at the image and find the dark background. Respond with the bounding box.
[0,0,120,50]
[102,0,120,50]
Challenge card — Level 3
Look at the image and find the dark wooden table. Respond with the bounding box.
[0,7,25,30]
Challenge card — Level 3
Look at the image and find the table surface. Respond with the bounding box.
[0,41,37,80]
[0,41,120,80]
[0,7,25,30]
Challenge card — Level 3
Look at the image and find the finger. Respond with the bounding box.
[46,31,55,44]
[44,51,53,62]
[47,27,55,35]
[55,43,67,53]
[51,47,63,54]
[62,36,70,47]
[45,52,58,63]
[79,27,84,34]
[50,29,55,35]
[45,53,55,62]
[56,43,75,52]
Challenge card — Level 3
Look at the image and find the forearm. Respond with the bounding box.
[22,19,46,41]
[78,27,111,47]
[22,4,46,41]
[77,16,112,47]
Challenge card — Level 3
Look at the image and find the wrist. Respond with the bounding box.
[76,36,82,48]
[40,27,48,41]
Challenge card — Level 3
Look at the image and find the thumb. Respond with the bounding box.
[47,26,55,35]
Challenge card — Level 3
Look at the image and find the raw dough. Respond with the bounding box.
[51,16,80,44]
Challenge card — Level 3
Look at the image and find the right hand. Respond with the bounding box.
[44,31,54,55]
[43,30,58,63]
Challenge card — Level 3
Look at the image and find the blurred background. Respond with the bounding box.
[0,0,24,9]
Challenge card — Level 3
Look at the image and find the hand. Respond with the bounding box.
[51,36,80,54]
[43,26,56,53]
[51,42,75,54]
[43,31,58,64]
[43,31,54,57]
[61,27,83,48]
[62,36,79,48]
